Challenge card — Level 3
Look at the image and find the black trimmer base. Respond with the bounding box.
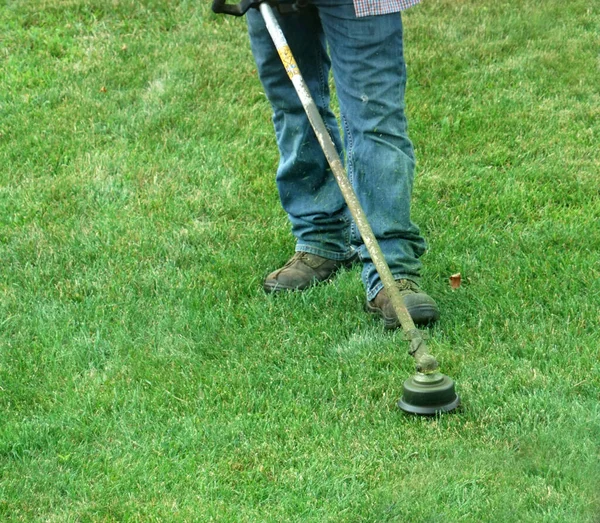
[398,372,460,415]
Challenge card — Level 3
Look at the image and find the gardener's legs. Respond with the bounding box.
[247,2,437,324]
[316,0,427,300]
[247,5,353,261]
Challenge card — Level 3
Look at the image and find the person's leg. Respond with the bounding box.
[315,0,428,301]
[247,5,354,261]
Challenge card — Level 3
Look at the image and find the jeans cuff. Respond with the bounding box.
[296,244,356,262]
[366,274,420,302]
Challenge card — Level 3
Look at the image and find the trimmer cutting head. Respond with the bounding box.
[398,372,460,415]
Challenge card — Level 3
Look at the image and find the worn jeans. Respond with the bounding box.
[247,0,427,300]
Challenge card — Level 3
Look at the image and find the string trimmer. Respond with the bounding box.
[212,0,460,415]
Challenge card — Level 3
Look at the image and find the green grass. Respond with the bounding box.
[1,0,599,520]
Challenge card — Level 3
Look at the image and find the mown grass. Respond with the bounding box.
[1,0,599,521]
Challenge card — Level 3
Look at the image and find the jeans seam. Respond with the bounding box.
[342,113,358,246]
[316,44,327,112]
[316,42,353,254]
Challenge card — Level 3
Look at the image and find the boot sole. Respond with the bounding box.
[366,302,440,328]
[263,279,318,294]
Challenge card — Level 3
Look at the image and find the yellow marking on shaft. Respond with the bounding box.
[277,45,299,79]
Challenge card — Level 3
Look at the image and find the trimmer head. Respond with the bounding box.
[398,372,460,415]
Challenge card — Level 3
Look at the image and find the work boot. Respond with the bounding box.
[366,279,440,328]
[264,251,357,293]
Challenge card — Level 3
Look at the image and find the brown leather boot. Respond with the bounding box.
[263,252,357,293]
[366,279,440,328]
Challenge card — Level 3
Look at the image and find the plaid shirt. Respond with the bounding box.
[354,0,420,17]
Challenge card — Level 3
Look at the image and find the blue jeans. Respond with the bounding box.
[247,0,427,300]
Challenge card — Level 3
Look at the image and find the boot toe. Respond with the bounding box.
[263,252,355,294]
[264,269,313,292]
[402,294,440,325]
[366,280,440,328]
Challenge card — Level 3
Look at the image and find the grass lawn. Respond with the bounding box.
[1,0,599,520]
